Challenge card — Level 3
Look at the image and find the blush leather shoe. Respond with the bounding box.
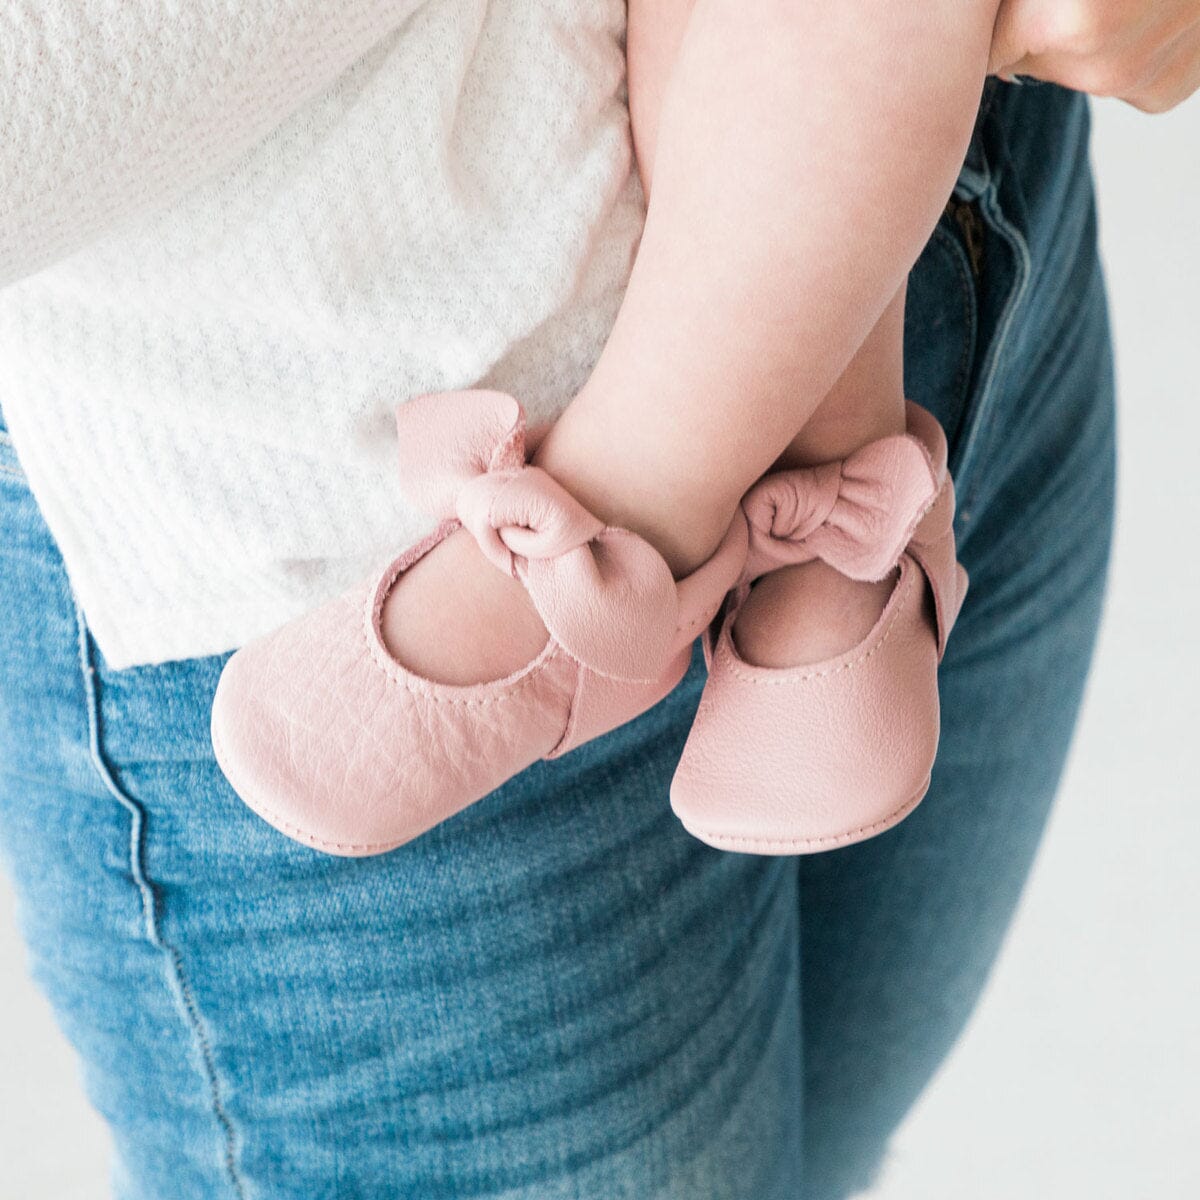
[670,401,968,855]
[211,389,748,856]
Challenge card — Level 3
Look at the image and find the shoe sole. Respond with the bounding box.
[675,775,930,856]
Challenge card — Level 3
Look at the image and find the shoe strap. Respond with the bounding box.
[741,432,942,585]
[908,481,968,660]
[393,390,679,682]
[901,402,968,659]
[737,401,968,660]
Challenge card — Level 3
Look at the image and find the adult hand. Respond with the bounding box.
[989,0,1200,112]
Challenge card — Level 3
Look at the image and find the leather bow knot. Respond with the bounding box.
[393,390,679,682]
[454,466,606,576]
[742,434,943,584]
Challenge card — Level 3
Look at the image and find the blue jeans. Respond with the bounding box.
[0,82,1114,1200]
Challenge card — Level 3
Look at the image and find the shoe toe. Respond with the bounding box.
[210,586,414,856]
[211,572,586,855]
[671,561,940,855]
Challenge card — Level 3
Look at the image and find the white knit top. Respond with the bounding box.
[0,0,642,667]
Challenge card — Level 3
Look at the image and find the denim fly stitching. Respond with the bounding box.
[74,606,247,1199]
[953,179,1033,522]
[928,219,979,447]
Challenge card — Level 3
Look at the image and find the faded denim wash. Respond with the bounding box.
[0,80,1115,1199]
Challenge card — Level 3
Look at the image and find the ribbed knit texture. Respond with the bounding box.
[0,0,643,667]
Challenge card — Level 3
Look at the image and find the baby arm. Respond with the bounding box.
[381,0,1002,683]
[535,0,1001,573]
[628,0,908,473]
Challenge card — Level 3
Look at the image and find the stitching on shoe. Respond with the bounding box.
[252,800,401,854]
[361,563,564,704]
[722,566,917,686]
[686,784,926,852]
[545,661,587,758]
[364,613,561,705]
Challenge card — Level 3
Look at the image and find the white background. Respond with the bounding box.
[1,96,1197,1198]
[876,95,1200,1200]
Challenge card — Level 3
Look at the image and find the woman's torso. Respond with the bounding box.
[0,0,641,668]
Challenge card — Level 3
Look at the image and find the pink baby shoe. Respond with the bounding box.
[670,402,968,855]
[211,390,748,856]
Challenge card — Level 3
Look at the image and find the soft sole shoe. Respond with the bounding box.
[670,401,967,855]
[211,389,748,856]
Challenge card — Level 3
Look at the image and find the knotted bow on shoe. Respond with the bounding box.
[393,390,680,682]
[740,402,968,658]
[743,436,941,583]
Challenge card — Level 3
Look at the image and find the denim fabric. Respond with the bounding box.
[0,81,1115,1199]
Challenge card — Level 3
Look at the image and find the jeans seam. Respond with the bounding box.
[928,221,978,448]
[74,604,247,1199]
[954,180,1033,520]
